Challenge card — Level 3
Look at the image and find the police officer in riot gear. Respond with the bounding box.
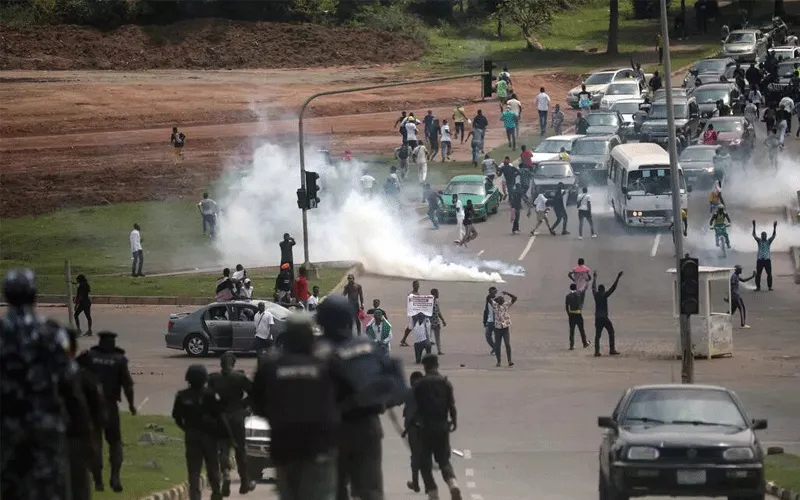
[173,365,225,500]
[209,352,255,496]
[78,331,136,492]
[252,313,342,500]
[316,296,408,500]
[1,268,91,500]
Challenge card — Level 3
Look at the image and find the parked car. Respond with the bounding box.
[530,134,584,165]
[600,81,646,110]
[769,45,800,61]
[701,116,756,159]
[598,384,768,500]
[652,88,692,101]
[165,299,297,357]
[722,29,768,63]
[639,96,701,146]
[437,175,500,222]
[773,57,800,91]
[678,144,720,188]
[245,415,272,481]
[532,160,579,205]
[569,135,622,185]
[566,68,641,109]
[692,82,739,123]
[584,111,626,138]
[683,58,736,87]
[609,99,644,140]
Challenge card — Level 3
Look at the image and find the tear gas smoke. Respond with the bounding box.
[723,157,800,210]
[213,141,519,282]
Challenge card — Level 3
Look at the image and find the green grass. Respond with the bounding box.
[34,266,345,298]
[94,413,186,500]
[766,453,800,492]
[420,0,722,75]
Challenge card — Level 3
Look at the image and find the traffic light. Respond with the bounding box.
[305,171,320,209]
[482,60,496,99]
[679,257,699,315]
[296,188,308,210]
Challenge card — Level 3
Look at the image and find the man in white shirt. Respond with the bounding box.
[253,301,275,353]
[405,117,421,148]
[412,143,429,202]
[440,120,453,161]
[306,285,320,311]
[130,223,144,277]
[575,187,597,239]
[506,94,523,139]
[240,279,254,299]
[197,191,218,237]
[529,192,556,236]
[410,313,432,364]
[359,169,377,197]
[534,87,551,137]
[452,194,464,242]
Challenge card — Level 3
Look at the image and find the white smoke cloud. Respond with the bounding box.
[212,139,519,283]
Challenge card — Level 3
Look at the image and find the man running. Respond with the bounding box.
[752,220,777,291]
[592,271,622,357]
[549,182,569,235]
[426,185,444,230]
[529,190,556,235]
[453,194,464,242]
[500,105,518,151]
[730,265,755,329]
[457,200,478,247]
[764,128,781,169]
[575,187,596,239]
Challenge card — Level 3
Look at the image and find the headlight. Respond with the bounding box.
[723,447,755,461]
[627,446,660,460]
[705,167,714,172]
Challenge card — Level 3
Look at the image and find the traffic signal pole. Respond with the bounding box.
[660,0,694,383]
[297,71,489,268]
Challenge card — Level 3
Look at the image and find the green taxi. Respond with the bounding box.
[436,174,501,223]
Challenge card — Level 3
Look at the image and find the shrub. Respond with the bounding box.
[631,0,671,20]
[351,3,428,44]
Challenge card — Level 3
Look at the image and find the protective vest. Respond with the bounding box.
[174,387,227,437]
[712,212,727,226]
[81,347,126,401]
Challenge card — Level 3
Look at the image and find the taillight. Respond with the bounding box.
[168,321,174,330]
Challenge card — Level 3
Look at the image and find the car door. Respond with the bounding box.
[202,305,233,349]
[230,304,258,351]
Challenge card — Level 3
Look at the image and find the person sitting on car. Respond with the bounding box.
[216,268,238,302]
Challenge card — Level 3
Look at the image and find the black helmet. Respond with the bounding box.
[3,268,37,307]
[185,364,208,385]
[315,295,354,342]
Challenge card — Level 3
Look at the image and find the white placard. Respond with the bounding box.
[406,294,434,317]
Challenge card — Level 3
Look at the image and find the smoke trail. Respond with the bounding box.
[212,139,518,282]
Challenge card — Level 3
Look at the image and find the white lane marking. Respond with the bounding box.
[518,235,536,261]
[136,396,149,412]
[471,494,483,500]
[477,250,484,257]
[467,482,476,489]
[464,449,472,459]
[650,233,661,257]
[465,468,475,477]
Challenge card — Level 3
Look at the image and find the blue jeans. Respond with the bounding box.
[505,127,516,149]
[471,142,481,164]
[538,110,548,135]
[202,214,216,235]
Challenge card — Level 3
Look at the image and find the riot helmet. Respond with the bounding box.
[3,268,37,307]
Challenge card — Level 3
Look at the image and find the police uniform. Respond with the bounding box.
[208,355,253,495]
[173,365,225,500]
[0,269,90,500]
[78,331,135,492]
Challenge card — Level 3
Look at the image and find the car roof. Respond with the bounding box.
[576,134,616,142]
[631,384,730,392]
[682,144,718,151]
[773,45,797,50]
[696,83,734,90]
[777,57,800,63]
[544,134,583,141]
[610,98,644,105]
[730,28,759,34]
[450,174,485,182]
[538,160,571,167]
[209,299,291,313]
[697,57,735,64]
[653,96,690,103]
[707,115,744,122]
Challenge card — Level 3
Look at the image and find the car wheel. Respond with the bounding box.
[184,334,209,357]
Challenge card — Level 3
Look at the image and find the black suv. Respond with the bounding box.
[691,82,739,124]
[638,96,700,146]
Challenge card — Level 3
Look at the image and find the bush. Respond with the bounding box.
[55,0,136,28]
[351,3,428,44]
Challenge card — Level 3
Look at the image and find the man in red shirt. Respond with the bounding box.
[292,265,311,308]
[703,124,718,145]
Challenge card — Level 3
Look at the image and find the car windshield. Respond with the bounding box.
[694,88,731,104]
[778,61,798,76]
[726,32,756,44]
[586,114,620,127]
[680,148,717,162]
[773,49,795,59]
[584,73,614,85]
[696,59,729,73]
[444,182,485,196]
[572,140,609,155]
[707,120,743,133]
[621,388,747,429]
[535,164,572,178]
[535,139,572,154]
[626,167,685,195]
[606,83,639,96]
[611,102,642,114]
[649,103,687,119]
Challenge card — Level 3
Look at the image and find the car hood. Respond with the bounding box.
[643,119,688,127]
[724,43,755,52]
[587,125,619,135]
[533,177,576,187]
[680,159,715,170]
[570,84,607,95]
[716,131,744,142]
[620,425,755,447]
[570,154,606,165]
[532,152,560,163]
[245,415,271,431]
[442,194,487,207]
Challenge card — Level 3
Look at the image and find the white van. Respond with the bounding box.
[607,143,689,227]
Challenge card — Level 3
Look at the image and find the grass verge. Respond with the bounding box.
[766,453,800,492]
[94,413,185,500]
[420,0,722,75]
[34,266,345,298]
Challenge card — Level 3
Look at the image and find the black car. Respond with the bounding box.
[569,135,622,185]
[584,111,626,138]
[692,82,739,124]
[683,58,737,88]
[598,384,768,500]
[532,160,579,205]
[639,97,701,145]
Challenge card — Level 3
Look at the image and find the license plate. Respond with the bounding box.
[677,470,706,485]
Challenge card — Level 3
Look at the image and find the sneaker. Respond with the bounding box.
[222,480,231,497]
[85,329,93,336]
[447,479,462,500]
[594,352,601,357]
[568,346,575,351]
[407,481,420,493]
[495,362,501,367]
[427,490,440,500]
[509,362,514,367]
[583,342,591,348]
[578,236,583,240]
[609,350,620,355]
[561,231,570,235]
[741,324,751,329]
[549,229,557,235]
[592,234,598,238]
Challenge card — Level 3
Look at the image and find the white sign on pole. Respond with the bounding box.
[406,294,434,317]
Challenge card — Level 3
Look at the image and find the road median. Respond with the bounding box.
[766,450,800,500]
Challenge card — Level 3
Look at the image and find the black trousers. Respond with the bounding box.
[92,401,123,486]
[484,322,495,351]
[69,437,92,500]
[219,414,248,483]
[418,425,456,494]
[407,425,422,486]
[731,294,746,326]
[578,210,594,237]
[74,301,92,331]
[511,207,521,233]
[755,258,773,290]
[131,250,143,276]
[414,340,432,364]
[494,327,512,364]
[594,317,616,353]
[337,416,383,500]
[185,430,222,500]
[568,313,587,347]
[551,209,568,233]
[455,122,465,140]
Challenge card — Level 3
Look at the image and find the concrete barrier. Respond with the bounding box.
[139,476,204,500]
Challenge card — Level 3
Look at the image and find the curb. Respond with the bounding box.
[329,263,364,295]
[139,476,204,500]
[766,481,800,500]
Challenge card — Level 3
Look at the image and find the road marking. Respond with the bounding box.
[476,250,484,257]
[466,468,474,477]
[467,482,476,489]
[464,449,472,459]
[650,233,661,257]
[136,396,149,412]
[470,494,483,500]
[518,235,536,261]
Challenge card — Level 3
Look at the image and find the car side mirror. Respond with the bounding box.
[752,418,768,430]
[621,187,628,194]
[598,416,617,429]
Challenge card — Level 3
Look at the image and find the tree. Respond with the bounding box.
[497,0,559,50]
[607,0,619,55]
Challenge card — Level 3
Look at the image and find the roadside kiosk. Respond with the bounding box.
[667,266,734,359]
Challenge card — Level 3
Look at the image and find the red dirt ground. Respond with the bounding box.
[0,65,578,218]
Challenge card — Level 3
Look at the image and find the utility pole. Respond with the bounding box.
[64,259,75,329]
[660,0,694,383]
[297,71,489,268]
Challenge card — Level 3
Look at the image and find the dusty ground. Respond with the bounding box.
[0,67,577,217]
